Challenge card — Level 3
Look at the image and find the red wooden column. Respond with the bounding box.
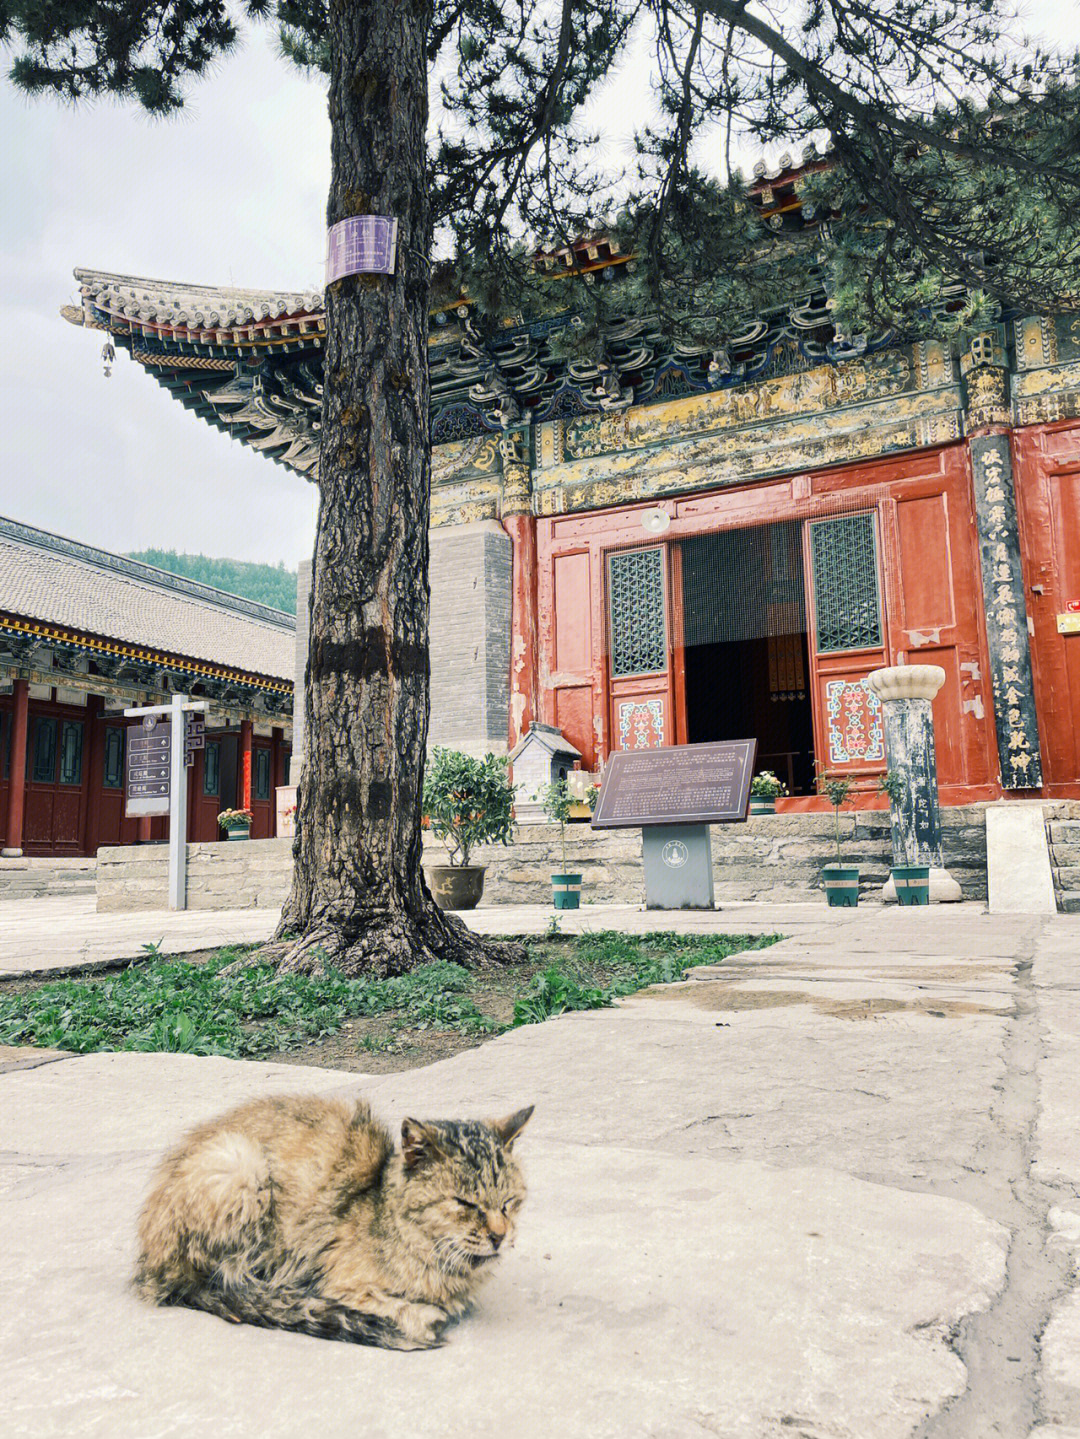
[240,719,254,810]
[2,678,29,857]
[503,512,540,751]
[82,695,105,856]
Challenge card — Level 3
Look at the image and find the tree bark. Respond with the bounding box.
[269,0,522,977]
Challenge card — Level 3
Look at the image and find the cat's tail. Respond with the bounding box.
[168,1281,428,1350]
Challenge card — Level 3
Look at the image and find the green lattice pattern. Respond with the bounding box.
[811,514,883,653]
[609,548,667,675]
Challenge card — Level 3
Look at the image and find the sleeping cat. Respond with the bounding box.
[135,1094,533,1350]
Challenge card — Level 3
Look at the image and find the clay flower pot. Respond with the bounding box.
[426,864,486,911]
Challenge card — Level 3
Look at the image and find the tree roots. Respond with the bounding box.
[257,900,526,978]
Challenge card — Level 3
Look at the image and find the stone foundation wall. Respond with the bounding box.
[96,840,294,913]
[96,807,989,912]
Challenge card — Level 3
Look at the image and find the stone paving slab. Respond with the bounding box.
[2,902,1079,1435]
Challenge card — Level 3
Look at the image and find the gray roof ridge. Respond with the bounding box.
[0,515,296,632]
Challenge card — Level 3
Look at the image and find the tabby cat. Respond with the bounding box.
[135,1094,533,1350]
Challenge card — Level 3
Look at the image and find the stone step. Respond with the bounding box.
[1058,892,1080,915]
[0,859,97,902]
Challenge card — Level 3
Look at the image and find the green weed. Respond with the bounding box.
[0,934,782,1058]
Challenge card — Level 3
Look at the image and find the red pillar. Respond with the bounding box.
[82,695,105,856]
[503,513,540,751]
[137,817,152,844]
[240,719,254,811]
[2,678,29,856]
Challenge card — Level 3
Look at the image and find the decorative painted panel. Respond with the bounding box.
[825,680,885,765]
[617,699,665,750]
[811,514,883,652]
[609,548,667,676]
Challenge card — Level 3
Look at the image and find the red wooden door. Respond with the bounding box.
[1014,424,1080,789]
[538,541,601,766]
[605,544,677,754]
[803,510,891,786]
[23,707,89,855]
[250,742,274,838]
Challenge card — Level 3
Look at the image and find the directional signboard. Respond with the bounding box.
[126,716,172,817]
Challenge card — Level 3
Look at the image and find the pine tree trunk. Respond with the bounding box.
[269,0,522,977]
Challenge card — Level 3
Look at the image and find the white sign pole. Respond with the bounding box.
[168,692,189,911]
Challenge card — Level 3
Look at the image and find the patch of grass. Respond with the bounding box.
[0,932,782,1060]
[510,931,782,1026]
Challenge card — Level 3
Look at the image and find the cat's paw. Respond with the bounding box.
[395,1300,450,1348]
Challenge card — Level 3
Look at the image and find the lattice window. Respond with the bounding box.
[103,727,124,789]
[609,548,667,676]
[59,721,84,786]
[810,514,883,653]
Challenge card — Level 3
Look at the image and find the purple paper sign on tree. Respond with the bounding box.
[326,216,399,282]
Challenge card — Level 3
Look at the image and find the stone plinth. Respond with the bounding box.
[866,665,961,902]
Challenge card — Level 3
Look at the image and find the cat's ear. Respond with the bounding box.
[401,1118,443,1171]
[490,1106,534,1150]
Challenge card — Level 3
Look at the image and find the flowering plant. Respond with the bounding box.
[750,770,787,798]
[217,808,254,831]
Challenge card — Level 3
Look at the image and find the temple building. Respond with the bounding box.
[63,158,1080,807]
[0,516,293,856]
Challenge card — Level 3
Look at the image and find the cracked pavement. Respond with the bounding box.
[2,902,1078,1437]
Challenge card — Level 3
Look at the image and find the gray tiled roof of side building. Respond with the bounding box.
[0,516,295,682]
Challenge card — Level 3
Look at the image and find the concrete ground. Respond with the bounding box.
[2,900,1080,1438]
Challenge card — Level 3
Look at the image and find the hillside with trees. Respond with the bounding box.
[127,550,297,614]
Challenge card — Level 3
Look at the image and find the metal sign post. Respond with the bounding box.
[123,694,209,911]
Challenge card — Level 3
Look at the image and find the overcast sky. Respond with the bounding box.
[1,4,1071,571]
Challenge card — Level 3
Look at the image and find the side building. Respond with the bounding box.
[0,517,294,856]
[64,168,1080,806]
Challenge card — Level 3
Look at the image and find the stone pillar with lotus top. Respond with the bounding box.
[865,665,962,903]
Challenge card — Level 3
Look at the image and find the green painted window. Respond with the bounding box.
[59,721,84,786]
[203,741,220,797]
[609,547,667,676]
[254,748,272,801]
[103,726,125,789]
[29,718,57,783]
[810,514,883,653]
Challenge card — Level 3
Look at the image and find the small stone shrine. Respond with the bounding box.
[509,723,581,822]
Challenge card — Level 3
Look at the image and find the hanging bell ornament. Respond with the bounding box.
[101,341,115,378]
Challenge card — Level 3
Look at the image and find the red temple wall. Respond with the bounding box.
[534,437,1078,804]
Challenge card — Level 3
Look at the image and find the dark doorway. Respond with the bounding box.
[680,523,816,794]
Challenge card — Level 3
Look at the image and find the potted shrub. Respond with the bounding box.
[422,748,515,911]
[217,807,253,841]
[878,769,930,905]
[749,770,787,815]
[540,778,582,910]
[817,773,859,906]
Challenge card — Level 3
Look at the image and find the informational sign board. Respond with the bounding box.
[1058,610,1080,635]
[326,216,398,282]
[126,716,172,817]
[590,740,757,829]
[124,695,208,911]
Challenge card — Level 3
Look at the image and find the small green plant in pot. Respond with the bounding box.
[217,808,253,841]
[817,772,859,906]
[540,778,582,909]
[878,769,930,906]
[422,749,515,911]
[749,770,787,815]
